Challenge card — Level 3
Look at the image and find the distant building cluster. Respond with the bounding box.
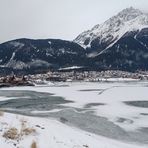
[0,70,148,87]
[27,70,148,82]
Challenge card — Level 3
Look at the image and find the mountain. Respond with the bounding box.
[0,38,86,75]
[74,7,148,51]
[1,7,148,75]
[74,7,148,71]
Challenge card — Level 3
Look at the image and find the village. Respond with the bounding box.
[0,70,148,87]
[0,75,34,87]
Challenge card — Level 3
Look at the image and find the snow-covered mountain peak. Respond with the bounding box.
[117,7,143,21]
[74,7,148,49]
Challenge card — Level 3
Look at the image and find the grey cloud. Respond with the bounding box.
[0,0,148,43]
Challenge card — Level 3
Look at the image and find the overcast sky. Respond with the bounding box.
[0,0,148,43]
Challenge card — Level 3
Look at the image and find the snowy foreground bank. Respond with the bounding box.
[0,112,146,148]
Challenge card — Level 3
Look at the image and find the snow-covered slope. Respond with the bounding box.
[74,7,148,51]
[73,7,148,71]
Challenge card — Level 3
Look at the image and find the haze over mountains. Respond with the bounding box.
[0,7,148,75]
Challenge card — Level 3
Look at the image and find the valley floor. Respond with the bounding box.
[0,80,148,147]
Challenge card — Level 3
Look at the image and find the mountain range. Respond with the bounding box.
[0,7,148,75]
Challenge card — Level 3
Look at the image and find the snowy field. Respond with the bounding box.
[0,80,148,147]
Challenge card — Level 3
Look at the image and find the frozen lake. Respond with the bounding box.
[0,81,148,145]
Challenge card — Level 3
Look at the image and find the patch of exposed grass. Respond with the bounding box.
[22,128,36,135]
[3,119,36,141]
[31,141,37,148]
[3,128,19,140]
[20,119,36,136]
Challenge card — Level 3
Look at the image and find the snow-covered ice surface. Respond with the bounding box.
[0,81,148,147]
